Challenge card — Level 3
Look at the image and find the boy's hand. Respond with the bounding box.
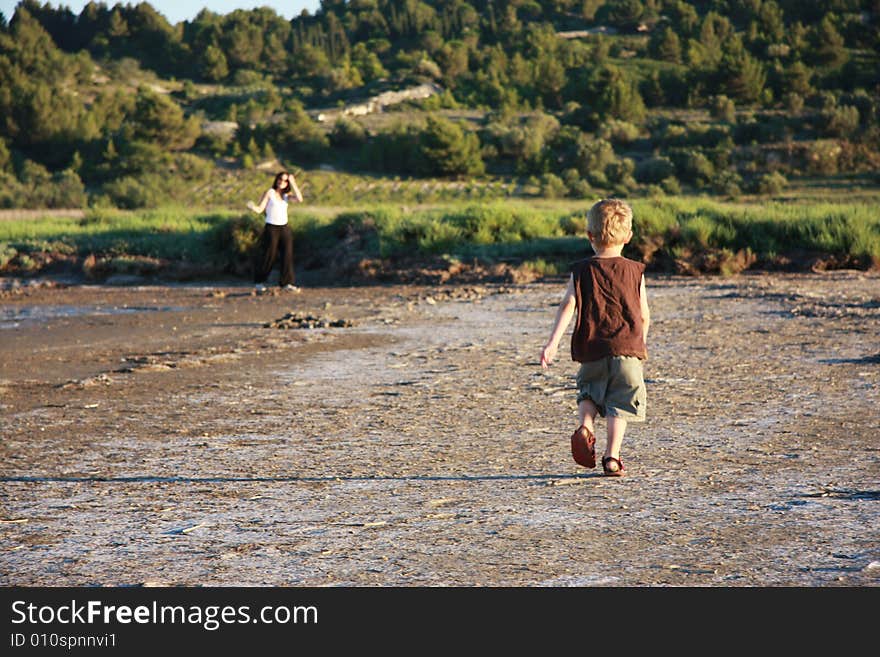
[540,343,557,369]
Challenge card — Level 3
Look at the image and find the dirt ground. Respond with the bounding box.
[0,271,878,586]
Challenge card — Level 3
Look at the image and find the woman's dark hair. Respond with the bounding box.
[272,171,291,191]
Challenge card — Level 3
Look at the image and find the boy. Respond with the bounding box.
[540,199,650,476]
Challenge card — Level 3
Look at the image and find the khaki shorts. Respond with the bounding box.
[576,356,646,422]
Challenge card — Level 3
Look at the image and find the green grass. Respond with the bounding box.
[630,197,880,264]
[1,196,878,278]
[0,207,239,263]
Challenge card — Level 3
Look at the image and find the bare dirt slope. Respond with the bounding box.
[1,272,878,586]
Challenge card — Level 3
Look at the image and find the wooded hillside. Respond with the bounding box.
[1,0,877,208]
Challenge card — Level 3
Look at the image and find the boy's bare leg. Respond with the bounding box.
[578,399,599,433]
[604,415,627,464]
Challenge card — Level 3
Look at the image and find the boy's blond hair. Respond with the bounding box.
[587,198,633,246]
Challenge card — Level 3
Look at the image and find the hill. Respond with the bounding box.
[0,0,878,209]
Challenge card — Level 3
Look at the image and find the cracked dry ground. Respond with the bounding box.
[0,272,878,586]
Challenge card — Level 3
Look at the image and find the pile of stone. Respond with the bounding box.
[264,312,355,329]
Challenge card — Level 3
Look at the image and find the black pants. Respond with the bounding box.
[253,224,295,286]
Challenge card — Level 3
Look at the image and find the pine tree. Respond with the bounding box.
[201,45,228,81]
[810,15,847,67]
[418,116,484,177]
[651,26,681,63]
[719,43,767,104]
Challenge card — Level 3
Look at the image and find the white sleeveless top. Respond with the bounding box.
[264,190,288,226]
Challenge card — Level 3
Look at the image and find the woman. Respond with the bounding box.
[248,170,304,292]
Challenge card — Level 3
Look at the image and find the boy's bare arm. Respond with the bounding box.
[541,276,576,369]
[640,274,650,345]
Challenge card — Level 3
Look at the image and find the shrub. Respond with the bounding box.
[275,101,329,163]
[330,117,367,148]
[805,140,842,175]
[520,258,559,277]
[102,175,165,209]
[573,138,616,178]
[784,92,804,114]
[671,149,715,185]
[45,169,87,208]
[361,121,422,174]
[567,179,593,199]
[820,105,860,138]
[712,170,743,198]
[710,95,736,123]
[755,171,788,195]
[841,90,875,126]
[660,176,681,195]
[561,168,581,188]
[209,213,264,273]
[658,123,688,146]
[0,140,11,173]
[483,111,560,174]
[635,156,676,184]
[605,158,635,185]
[540,173,567,199]
[587,169,609,187]
[597,119,640,144]
[0,244,18,270]
[232,69,268,87]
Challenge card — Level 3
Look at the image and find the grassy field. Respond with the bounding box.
[1,194,878,279]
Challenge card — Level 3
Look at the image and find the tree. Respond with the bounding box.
[664,0,699,37]
[290,43,331,77]
[221,14,264,70]
[434,40,469,86]
[4,6,66,78]
[128,86,199,150]
[351,42,388,82]
[650,27,681,63]
[590,66,646,123]
[484,111,560,174]
[418,116,484,177]
[0,11,86,157]
[687,11,733,69]
[782,61,813,96]
[711,95,736,123]
[757,0,785,44]
[579,0,604,21]
[534,55,566,108]
[635,156,675,183]
[717,39,767,104]
[569,134,617,180]
[274,100,328,163]
[0,138,10,171]
[809,15,847,67]
[603,0,644,31]
[330,116,367,148]
[200,45,228,81]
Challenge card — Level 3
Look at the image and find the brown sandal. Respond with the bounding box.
[602,456,626,477]
[570,425,596,468]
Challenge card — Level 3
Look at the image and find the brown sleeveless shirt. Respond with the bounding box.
[570,256,647,363]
